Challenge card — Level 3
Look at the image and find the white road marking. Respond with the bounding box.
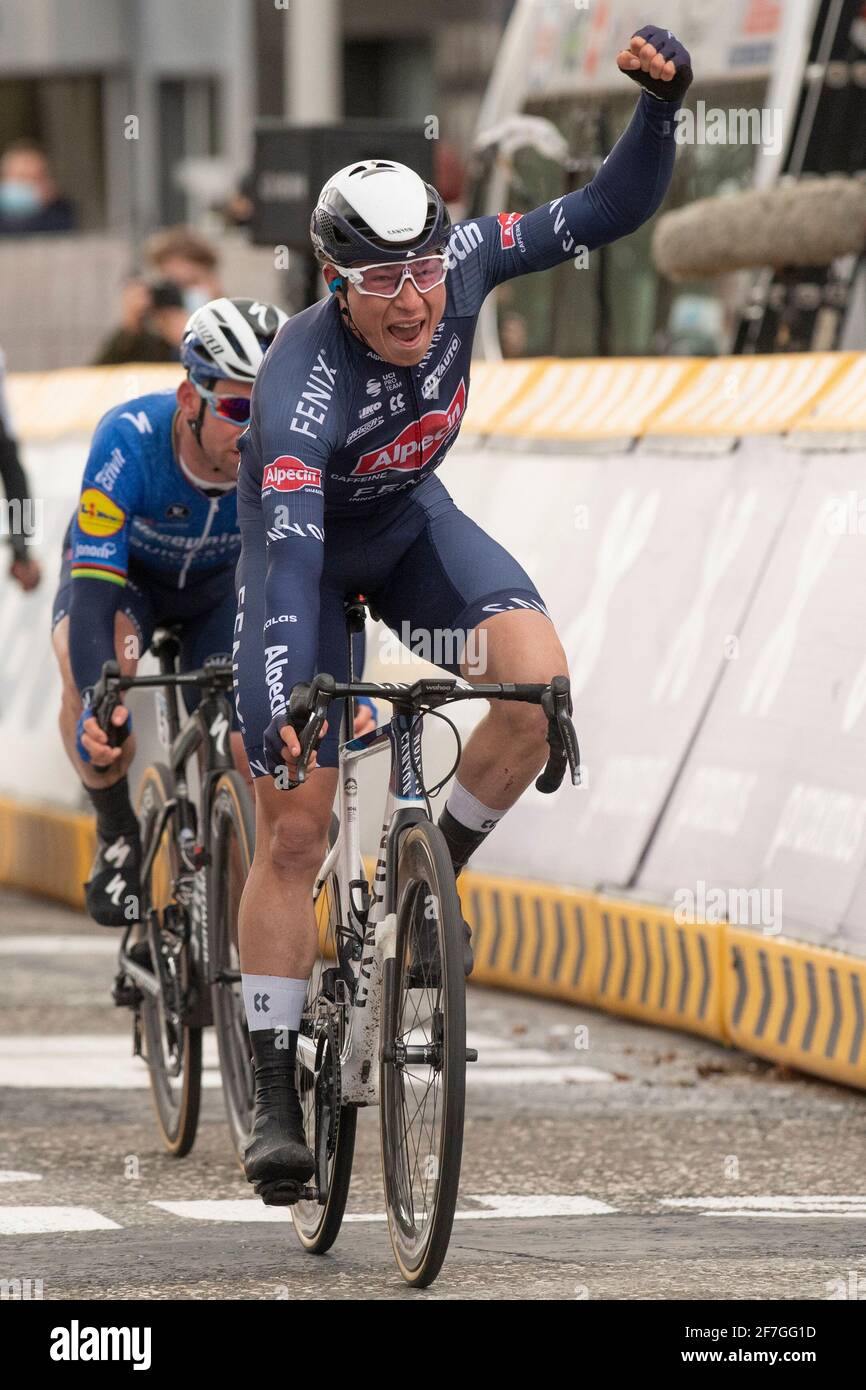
[416,1028,613,1084]
[0,1034,221,1089]
[467,1065,612,1086]
[0,935,118,956]
[0,1206,121,1234]
[152,1193,615,1223]
[662,1196,866,1218]
[151,1201,293,1224]
[0,1033,609,1088]
[0,1170,42,1184]
[456,1194,615,1218]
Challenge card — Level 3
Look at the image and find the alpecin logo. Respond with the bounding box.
[262,459,322,493]
[352,380,466,476]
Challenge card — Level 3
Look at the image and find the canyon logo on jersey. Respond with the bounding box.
[262,458,323,493]
[353,380,466,477]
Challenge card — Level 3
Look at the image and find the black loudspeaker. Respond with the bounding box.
[250,123,435,249]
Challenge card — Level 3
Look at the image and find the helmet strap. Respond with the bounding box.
[187,374,214,445]
[334,286,374,352]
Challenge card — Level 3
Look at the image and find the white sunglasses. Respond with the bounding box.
[332,254,448,299]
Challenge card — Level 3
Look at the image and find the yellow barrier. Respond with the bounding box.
[8,352,866,445]
[3,796,864,1091]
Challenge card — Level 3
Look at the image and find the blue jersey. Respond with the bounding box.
[237,91,680,726]
[61,389,241,698]
[67,390,240,586]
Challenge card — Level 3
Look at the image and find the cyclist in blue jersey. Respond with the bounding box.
[233,27,693,1191]
[51,296,376,927]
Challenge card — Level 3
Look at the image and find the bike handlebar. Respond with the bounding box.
[88,659,234,761]
[284,672,581,794]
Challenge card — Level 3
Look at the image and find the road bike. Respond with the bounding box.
[94,631,254,1158]
[278,595,580,1287]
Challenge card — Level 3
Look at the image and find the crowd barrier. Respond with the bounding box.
[3,352,866,1092]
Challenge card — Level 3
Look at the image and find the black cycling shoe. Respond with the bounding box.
[405,903,474,988]
[84,831,141,927]
[244,1030,315,1200]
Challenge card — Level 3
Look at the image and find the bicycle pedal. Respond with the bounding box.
[465,1048,478,1062]
[253,1178,316,1206]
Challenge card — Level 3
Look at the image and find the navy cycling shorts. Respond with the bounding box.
[52,550,240,726]
[234,474,549,774]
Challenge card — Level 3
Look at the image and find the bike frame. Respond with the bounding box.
[117,634,236,1015]
[303,703,432,1106]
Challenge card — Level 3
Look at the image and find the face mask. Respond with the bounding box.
[0,180,41,217]
[183,286,211,313]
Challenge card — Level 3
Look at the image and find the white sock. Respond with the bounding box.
[242,974,308,1033]
[445,780,505,833]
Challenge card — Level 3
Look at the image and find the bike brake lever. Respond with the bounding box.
[89,659,129,773]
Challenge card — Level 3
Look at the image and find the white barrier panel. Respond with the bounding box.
[0,439,168,809]
[4,416,866,965]
[638,447,866,954]
[435,437,799,887]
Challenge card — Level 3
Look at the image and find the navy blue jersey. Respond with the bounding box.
[237,90,680,726]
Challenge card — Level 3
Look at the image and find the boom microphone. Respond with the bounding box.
[652,177,866,281]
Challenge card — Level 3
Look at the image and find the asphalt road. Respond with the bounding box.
[2,886,866,1301]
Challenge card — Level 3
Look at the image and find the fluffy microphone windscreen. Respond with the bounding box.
[652,177,866,281]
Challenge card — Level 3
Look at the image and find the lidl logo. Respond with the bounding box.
[78,488,126,538]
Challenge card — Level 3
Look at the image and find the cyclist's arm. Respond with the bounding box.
[67,419,142,701]
[0,416,31,561]
[248,402,329,726]
[476,88,681,293]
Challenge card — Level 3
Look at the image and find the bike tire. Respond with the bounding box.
[136,763,202,1158]
[293,812,358,1254]
[207,770,256,1165]
[379,820,467,1288]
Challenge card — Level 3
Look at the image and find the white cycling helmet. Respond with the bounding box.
[180,296,289,384]
[310,159,450,266]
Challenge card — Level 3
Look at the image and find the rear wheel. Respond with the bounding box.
[136,763,202,1158]
[292,812,358,1253]
[380,820,466,1287]
[208,770,256,1164]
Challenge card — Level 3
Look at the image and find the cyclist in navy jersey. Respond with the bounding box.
[233,28,694,1193]
[50,295,377,927]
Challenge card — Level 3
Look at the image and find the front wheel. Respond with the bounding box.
[293,812,358,1253]
[136,763,202,1157]
[379,820,467,1288]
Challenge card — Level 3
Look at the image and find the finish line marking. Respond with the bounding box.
[151,1194,616,1223]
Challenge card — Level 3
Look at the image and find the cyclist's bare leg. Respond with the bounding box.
[239,768,337,978]
[52,612,140,787]
[455,609,568,809]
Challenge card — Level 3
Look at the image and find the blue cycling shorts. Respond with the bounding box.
[52,548,240,726]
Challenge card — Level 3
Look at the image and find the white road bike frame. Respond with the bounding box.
[297,701,429,1106]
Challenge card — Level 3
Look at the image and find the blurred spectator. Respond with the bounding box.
[0,140,77,237]
[93,279,188,366]
[0,348,40,591]
[92,226,223,366]
[143,226,222,311]
[224,172,255,229]
[500,310,529,358]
